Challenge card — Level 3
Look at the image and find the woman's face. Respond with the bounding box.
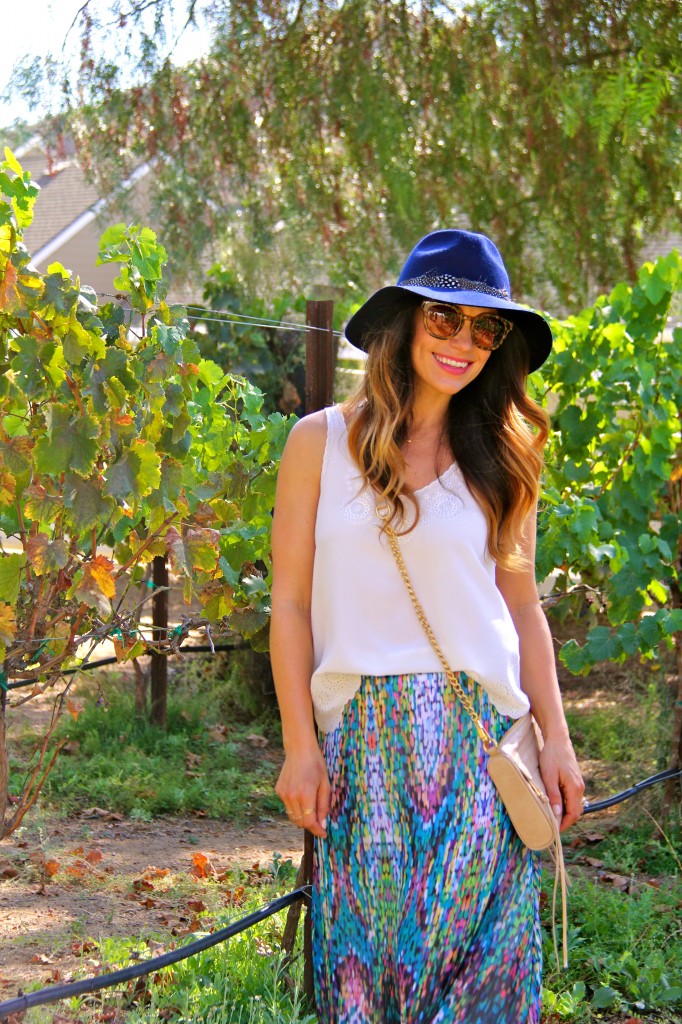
[410,303,493,404]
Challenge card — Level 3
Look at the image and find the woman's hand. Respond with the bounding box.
[539,734,585,833]
[276,745,331,839]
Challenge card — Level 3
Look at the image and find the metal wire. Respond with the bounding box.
[94,293,344,337]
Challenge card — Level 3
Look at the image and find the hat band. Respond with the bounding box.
[400,271,510,301]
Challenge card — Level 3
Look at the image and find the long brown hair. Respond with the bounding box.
[344,299,549,569]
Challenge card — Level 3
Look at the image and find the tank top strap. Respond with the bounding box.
[321,405,349,484]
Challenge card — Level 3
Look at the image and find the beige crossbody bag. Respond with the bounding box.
[377,507,568,970]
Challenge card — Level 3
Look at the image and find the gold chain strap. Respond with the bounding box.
[376,505,495,750]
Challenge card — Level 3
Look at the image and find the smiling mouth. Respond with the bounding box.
[434,353,470,369]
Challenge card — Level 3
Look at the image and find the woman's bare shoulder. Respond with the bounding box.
[280,410,328,480]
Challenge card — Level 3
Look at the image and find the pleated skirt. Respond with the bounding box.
[312,671,542,1024]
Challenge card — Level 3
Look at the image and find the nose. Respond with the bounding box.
[451,318,475,350]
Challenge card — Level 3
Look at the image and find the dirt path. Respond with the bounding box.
[0,811,303,993]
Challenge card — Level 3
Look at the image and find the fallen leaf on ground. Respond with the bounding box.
[207,724,228,742]
[578,856,604,868]
[598,870,631,892]
[143,867,170,879]
[189,852,217,879]
[71,940,98,955]
[223,886,245,907]
[246,733,269,747]
[82,808,124,821]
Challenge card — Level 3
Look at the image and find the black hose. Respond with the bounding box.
[582,767,682,813]
[0,886,310,1019]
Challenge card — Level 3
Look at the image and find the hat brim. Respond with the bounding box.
[344,285,553,373]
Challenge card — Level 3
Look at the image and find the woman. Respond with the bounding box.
[271,230,584,1023]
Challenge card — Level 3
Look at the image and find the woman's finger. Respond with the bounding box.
[302,805,327,838]
[560,778,585,829]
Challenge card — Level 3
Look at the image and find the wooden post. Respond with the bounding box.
[305,300,335,414]
[281,299,334,1004]
[149,555,168,728]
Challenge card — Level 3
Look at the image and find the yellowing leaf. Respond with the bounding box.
[0,259,18,310]
[67,699,84,721]
[27,534,69,576]
[71,556,116,616]
[186,528,220,572]
[0,470,16,505]
[113,636,145,662]
[24,481,62,523]
[0,602,16,645]
[85,555,116,599]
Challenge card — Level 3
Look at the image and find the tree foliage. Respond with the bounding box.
[0,150,291,836]
[537,249,682,798]
[188,266,308,416]
[15,0,679,309]
[538,251,681,670]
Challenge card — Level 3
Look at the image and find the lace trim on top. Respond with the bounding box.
[343,463,465,534]
[312,670,528,736]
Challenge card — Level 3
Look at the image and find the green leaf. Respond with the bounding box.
[583,625,622,663]
[638,614,662,649]
[590,986,619,1009]
[63,474,116,532]
[104,441,162,501]
[96,223,128,257]
[34,404,100,478]
[0,552,27,603]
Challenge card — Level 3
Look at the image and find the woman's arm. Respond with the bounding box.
[270,411,330,839]
[496,508,585,832]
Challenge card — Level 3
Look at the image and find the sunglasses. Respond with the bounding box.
[421,301,513,351]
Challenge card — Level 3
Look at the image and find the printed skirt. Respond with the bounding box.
[312,671,542,1024]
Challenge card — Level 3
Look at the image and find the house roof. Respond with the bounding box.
[19,136,101,257]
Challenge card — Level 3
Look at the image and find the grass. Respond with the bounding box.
[9,665,284,821]
[541,871,682,1020]
[19,866,317,1024]
[563,680,667,768]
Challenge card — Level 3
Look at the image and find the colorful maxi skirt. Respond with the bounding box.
[312,671,542,1024]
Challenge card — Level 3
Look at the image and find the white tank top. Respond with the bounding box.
[310,405,530,734]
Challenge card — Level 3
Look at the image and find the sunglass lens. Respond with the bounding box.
[472,314,506,350]
[425,304,461,339]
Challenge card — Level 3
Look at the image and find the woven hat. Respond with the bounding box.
[345,229,552,372]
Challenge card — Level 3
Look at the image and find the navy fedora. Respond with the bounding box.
[345,229,553,372]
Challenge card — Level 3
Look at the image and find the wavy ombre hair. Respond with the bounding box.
[344,299,550,569]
